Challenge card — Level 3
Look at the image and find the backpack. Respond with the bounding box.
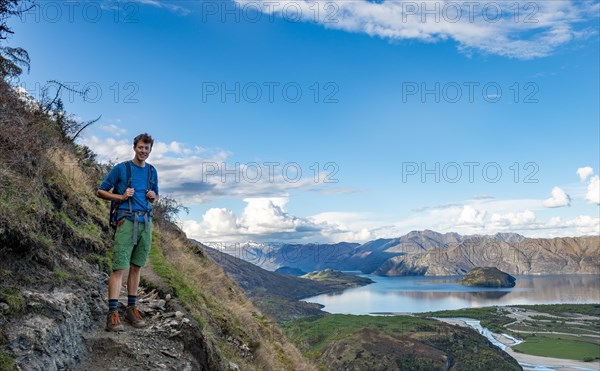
[109,161,155,231]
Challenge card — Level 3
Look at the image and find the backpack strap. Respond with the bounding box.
[134,163,155,245]
[145,164,155,214]
[125,160,133,214]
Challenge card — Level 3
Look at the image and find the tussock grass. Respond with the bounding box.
[0,78,112,281]
[0,350,15,371]
[0,288,24,315]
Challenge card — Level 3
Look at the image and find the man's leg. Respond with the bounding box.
[109,269,125,299]
[107,218,135,332]
[127,263,141,306]
[124,221,151,329]
[106,270,125,332]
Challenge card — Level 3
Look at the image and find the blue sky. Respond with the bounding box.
[9,0,600,242]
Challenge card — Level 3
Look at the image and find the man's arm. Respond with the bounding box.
[146,167,159,203]
[96,164,134,202]
[97,189,134,202]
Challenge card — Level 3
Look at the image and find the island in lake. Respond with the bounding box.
[459,267,516,288]
[301,268,375,288]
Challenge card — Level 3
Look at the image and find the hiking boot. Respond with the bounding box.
[125,306,146,328]
[106,311,124,332]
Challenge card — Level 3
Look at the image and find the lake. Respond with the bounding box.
[302,274,600,314]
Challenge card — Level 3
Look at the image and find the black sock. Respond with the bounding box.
[128,295,137,307]
[108,299,118,312]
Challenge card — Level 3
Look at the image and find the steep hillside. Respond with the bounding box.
[202,245,369,321]
[0,79,313,370]
[284,315,522,370]
[275,266,306,276]
[149,225,314,370]
[375,236,600,276]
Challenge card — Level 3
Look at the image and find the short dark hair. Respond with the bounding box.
[133,133,154,148]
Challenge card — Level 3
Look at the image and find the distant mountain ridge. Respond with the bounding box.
[376,235,600,276]
[220,231,598,276]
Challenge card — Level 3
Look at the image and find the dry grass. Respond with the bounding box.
[46,146,107,225]
[152,225,315,371]
[0,78,111,279]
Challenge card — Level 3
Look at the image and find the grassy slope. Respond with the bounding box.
[202,245,362,322]
[150,225,315,370]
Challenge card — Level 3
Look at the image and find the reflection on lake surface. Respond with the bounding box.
[302,275,600,314]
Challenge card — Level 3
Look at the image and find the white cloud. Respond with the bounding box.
[239,197,300,234]
[100,124,126,137]
[184,197,327,242]
[202,208,238,235]
[548,215,600,235]
[472,194,494,200]
[457,205,486,225]
[586,176,600,204]
[490,210,536,227]
[542,187,571,208]
[183,200,380,243]
[130,0,191,15]
[577,166,594,182]
[310,212,377,242]
[235,0,599,59]
[80,136,133,162]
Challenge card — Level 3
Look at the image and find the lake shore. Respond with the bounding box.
[302,274,600,314]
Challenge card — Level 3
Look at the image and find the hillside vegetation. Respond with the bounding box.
[284,314,522,370]
[0,78,313,370]
[203,245,344,322]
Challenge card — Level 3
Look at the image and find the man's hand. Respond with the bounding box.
[146,190,157,203]
[122,188,135,201]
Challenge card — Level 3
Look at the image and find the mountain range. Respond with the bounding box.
[220,230,599,276]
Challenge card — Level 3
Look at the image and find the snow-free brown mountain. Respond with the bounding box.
[375,235,600,276]
[232,231,599,277]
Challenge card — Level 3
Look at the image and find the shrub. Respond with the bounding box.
[0,350,16,371]
[0,288,24,314]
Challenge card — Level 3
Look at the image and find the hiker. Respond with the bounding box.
[96,133,159,332]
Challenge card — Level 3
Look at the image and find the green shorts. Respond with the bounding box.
[112,218,152,271]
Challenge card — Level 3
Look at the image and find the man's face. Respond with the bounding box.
[134,141,152,162]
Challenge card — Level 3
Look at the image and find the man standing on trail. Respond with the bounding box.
[97,133,159,332]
